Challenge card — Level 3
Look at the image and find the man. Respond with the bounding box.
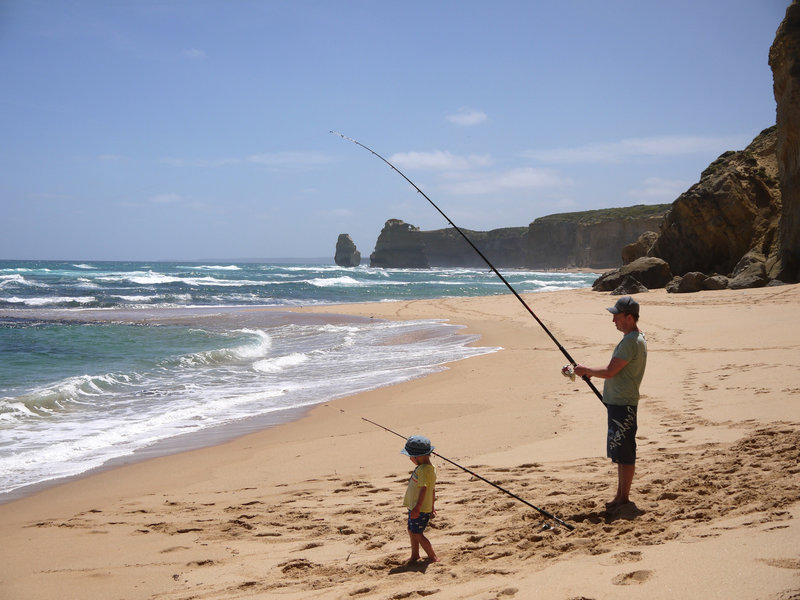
[574,295,647,510]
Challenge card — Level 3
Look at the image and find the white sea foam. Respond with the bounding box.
[231,329,273,359]
[190,265,242,271]
[0,274,46,288]
[253,352,309,373]
[307,276,363,287]
[3,296,96,306]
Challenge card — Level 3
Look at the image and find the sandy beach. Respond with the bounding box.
[1,285,799,600]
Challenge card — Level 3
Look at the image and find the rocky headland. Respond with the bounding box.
[362,206,668,271]
[336,2,800,293]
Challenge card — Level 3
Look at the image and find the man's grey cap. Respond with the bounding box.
[607,295,640,316]
[401,435,434,456]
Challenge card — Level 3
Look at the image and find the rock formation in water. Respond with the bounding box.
[334,234,361,267]
[369,219,429,268]
[770,0,800,283]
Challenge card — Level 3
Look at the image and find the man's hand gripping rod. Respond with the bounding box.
[332,131,603,403]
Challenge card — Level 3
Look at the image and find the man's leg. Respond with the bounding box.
[614,463,635,504]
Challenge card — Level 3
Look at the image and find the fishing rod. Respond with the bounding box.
[331,131,603,403]
[337,409,574,531]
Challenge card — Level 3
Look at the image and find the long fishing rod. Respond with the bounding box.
[331,131,603,403]
[343,411,574,531]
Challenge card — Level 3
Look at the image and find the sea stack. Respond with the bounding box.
[334,234,361,267]
[369,219,429,268]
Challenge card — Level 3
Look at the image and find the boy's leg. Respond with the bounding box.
[407,529,420,562]
[412,532,439,562]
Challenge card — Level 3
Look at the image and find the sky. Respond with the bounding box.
[0,0,791,261]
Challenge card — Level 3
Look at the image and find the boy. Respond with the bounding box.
[401,435,439,563]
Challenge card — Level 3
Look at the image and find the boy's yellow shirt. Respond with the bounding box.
[403,463,436,512]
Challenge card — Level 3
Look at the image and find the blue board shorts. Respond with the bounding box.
[606,403,638,465]
[407,511,432,534]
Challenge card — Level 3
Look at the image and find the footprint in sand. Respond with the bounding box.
[600,550,642,566]
[612,570,653,585]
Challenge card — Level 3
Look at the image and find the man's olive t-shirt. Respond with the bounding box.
[603,330,647,406]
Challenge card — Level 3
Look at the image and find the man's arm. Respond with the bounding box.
[574,356,628,379]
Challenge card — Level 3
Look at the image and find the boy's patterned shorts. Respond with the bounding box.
[407,511,432,533]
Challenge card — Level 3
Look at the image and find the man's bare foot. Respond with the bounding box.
[606,498,631,510]
[426,555,441,563]
[406,555,420,565]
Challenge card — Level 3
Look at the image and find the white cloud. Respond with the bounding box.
[446,108,488,126]
[161,157,239,167]
[389,151,492,171]
[182,48,207,60]
[247,152,333,167]
[442,167,569,195]
[161,152,333,168]
[149,193,183,204]
[328,208,354,217]
[628,177,689,201]
[523,134,749,164]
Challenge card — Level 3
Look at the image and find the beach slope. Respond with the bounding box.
[1,286,799,599]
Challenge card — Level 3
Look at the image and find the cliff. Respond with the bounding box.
[419,227,528,268]
[526,206,668,269]
[769,0,800,282]
[648,127,781,277]
[367,207,668,269]
[369,219,429,268]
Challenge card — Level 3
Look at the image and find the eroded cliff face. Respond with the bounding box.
[367,211,666,270]
[419,227,528,268]
[526,212,665,269]
[648,127,781,277]
[369,219,429,268]
[770,0,800,282]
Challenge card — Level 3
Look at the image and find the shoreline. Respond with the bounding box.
[1,286,798,599]
[0,306,492,504]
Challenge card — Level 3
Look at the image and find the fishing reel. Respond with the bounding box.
[561,364,576,382]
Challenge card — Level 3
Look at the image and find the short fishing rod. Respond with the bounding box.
[354,414,574,531]
[331,131,603,403]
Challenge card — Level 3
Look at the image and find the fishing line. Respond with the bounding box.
[331,131,603,403]
[329,406,575,531]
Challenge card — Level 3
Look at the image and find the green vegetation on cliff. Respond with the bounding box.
[533,204,671,226]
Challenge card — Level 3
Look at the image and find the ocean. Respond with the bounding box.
[0,260,598,500]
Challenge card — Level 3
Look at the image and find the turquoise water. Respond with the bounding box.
[0,260,596,309]
[0,261,599,499]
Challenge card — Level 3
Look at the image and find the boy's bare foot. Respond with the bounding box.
[427,555,441,563]
[606,497,630,507]
[406,555,420,565]
[605,499,632,513]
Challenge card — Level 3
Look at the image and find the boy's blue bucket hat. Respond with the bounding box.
[401,435,434,457]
